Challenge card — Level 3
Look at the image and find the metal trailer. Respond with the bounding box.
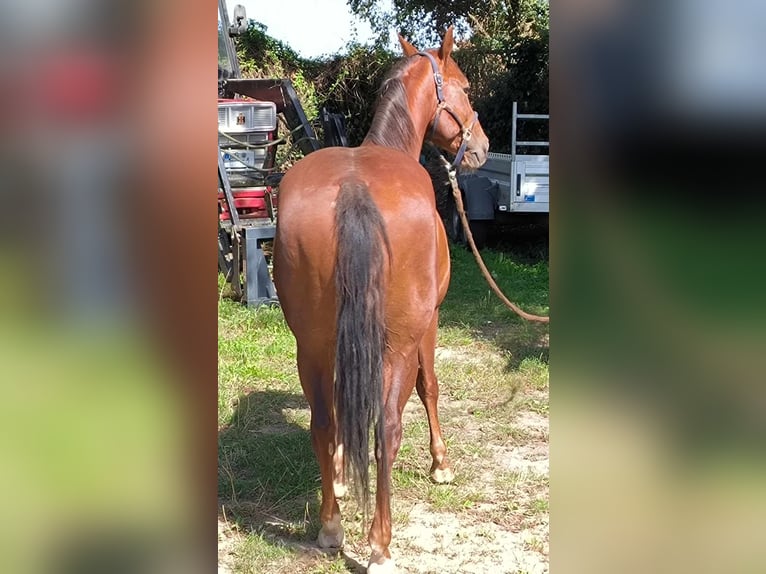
[453,102,549,246]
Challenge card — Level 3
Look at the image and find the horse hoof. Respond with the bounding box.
[317,526,344,549]
[317,514,344,549]
[367,556,396,573]
[430,466,455,484]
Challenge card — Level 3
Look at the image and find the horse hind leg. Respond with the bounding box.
[297,349,344,549]
[313,417,344,549]
[416,310,454,484]
[367,356,417,574]
[367,413,399,574]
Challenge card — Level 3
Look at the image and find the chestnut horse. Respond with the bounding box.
[273,28,489,572]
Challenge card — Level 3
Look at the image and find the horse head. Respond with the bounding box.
[399,27,490,170]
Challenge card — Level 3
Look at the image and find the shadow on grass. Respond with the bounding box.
[218,389,367,573]
[489,223,550,265]
[218,389,317,537]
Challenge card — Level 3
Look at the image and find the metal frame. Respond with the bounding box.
[509,102,549,205]
[216,2,348,308]
[218,0,241,79]
[217,2,282,307]
[233,225,278,306]
[510,101,549,162]
[218,143,278,307]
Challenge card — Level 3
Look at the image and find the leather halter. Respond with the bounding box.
[416,51,478,167]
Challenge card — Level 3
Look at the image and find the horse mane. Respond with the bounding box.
[363,57,418,152]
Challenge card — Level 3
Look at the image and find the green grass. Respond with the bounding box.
[218,291,318,538]
[218,240,549,572]
[307,558,350,574]
[437,245,549,376]
[234,532,294,574]
[440,245,549,328]
[426,482,481,511]
[218,299,300,426]
[530,497,549,514]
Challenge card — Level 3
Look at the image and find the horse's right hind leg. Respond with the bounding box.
[297,348,344,549]
[416,310,454,484]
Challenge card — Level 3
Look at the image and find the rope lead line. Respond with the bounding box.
[440,156,550,324]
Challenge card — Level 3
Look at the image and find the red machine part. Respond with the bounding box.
[218,187,277,221]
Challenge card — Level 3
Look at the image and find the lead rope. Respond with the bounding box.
[440,156,550,324]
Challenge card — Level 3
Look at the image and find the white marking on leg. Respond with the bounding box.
[430,466,455,484]
[333,480,347,499]
[332,442,347,498]
[367,556,396,574]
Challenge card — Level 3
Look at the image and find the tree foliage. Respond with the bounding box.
[308,43,397,146]
[349,0,549,152]
[234,0,548,156]
[235,21,321,122]
[235,23,396,148]
[348,0,547,47]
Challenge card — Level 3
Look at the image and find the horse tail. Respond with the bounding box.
[334,180,391,513]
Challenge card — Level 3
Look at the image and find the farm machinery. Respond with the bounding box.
[217,1,347,306]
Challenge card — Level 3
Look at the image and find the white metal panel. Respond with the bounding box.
[221,147,267,171]
[509,156,549,213]
[218,101,277,132]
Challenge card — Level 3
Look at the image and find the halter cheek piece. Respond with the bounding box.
[416,51,479,167]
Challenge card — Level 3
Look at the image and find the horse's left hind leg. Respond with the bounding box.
[416,310,454,484]
[297,349,344,549]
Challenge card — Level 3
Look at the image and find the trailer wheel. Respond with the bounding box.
[447,197,489,249]
[447,197,465,244]
[466,220,489,250]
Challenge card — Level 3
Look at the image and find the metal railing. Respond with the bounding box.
[511,102,549,162]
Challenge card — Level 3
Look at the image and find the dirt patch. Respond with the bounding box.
[394,392,548,573]
[393,502,547,574]
[218,516,240,574]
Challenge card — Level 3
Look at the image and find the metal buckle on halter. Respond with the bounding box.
[462,113,477,141]
[433,72,443,90]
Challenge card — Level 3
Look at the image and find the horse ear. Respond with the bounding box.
[398,33,418,57]
[439,26,455,60]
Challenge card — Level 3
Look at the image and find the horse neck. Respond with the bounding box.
[362,58,437,161]
[400,64,438,159]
